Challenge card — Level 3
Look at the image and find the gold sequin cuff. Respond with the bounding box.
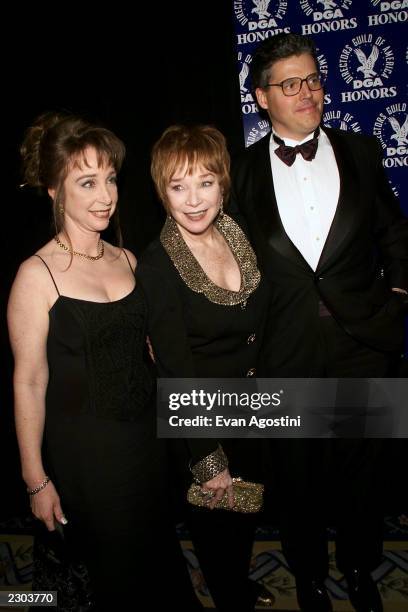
[191,446,229,483]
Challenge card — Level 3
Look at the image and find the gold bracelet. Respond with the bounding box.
[191,446,229,483]
[27,476,50,496]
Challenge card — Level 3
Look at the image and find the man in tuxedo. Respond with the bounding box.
[230,33,408,612]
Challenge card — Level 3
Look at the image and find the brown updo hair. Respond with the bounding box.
[20,111,126,234]
[151,124,230,211]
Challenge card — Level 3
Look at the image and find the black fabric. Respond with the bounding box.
[137,239,271,612]
[229,127,408,580]
[41,287,200,611]
[188,508,259,612]
[267,316,391,579]
[137,241,270,467]
[230,127,408,368]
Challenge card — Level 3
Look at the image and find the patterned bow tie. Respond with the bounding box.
[273,128,320,166]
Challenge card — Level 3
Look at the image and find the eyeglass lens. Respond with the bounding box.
[282,73,324,95]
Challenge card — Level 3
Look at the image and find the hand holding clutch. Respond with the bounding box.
[187,477,264,513]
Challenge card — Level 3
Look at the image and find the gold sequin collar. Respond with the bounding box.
[160,213,261,306]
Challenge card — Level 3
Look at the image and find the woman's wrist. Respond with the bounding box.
[27,476,50,496]
[23,471,49,490]
[191,445,229,483]
[27,476,50,497]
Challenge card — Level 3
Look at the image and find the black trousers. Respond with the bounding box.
[267,316,396,580]
[168,437,264,612]
[187,506,257,612]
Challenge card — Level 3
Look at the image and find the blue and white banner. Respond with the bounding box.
[233,0,407,212]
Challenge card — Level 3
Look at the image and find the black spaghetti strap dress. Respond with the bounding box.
[34,255,201,611]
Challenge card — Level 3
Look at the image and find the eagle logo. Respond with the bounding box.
[388,115,408,146]
[354,46,379,78]
[317,0,338,9]
[251,0,271,20]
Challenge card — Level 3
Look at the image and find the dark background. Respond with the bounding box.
[1,3,405,524]
[1,2,244,522]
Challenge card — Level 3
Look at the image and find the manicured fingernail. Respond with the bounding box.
[61,517,68,525]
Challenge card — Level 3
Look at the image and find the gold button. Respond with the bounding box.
[247,333,256,344]
[246,367,256,377]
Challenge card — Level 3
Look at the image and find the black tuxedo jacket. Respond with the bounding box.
[230,127,408,375]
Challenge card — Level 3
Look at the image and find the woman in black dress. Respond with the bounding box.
[7,112,201,611]
[137,125,272,612]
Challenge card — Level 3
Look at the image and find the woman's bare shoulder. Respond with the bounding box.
[11,240,60,306]
[104,242,137,271]
[16,240,55,278]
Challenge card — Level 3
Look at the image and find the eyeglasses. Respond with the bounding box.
[265,72,326,96]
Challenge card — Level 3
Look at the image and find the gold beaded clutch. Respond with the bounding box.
[187,477,264,513]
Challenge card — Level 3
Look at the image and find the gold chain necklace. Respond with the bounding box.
[54,235,104,261]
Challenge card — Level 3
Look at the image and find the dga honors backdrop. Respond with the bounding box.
[233,0,407,214]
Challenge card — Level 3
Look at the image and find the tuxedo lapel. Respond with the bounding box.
[251,134,313,273]
[316,128,359,272]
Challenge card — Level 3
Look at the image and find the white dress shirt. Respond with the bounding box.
[270,129,340,271]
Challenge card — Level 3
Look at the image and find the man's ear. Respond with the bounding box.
[255,87,269,111]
